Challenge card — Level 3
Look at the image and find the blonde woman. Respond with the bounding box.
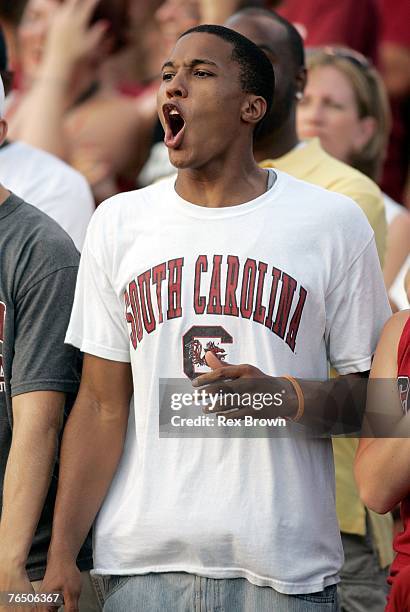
[297,47,410,311]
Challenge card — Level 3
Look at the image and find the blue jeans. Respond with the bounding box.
[96,572,339,612]
[339,530,389,611]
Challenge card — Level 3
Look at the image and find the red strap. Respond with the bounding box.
[397,315,410,375]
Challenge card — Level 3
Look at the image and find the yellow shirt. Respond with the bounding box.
[261,139,392,567]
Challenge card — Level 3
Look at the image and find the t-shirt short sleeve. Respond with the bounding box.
[11,266,81,397]
[65,236,131,362]
[325,237,391,374]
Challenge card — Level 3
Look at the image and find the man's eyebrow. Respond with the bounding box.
[187,58,218,68]
[161,58,218,71]
[161,60,175,71]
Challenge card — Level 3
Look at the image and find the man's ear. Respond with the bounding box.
[0,119,8,146]
[241,95,267,126]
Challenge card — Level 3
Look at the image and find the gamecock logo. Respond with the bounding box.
[182,325,233,379]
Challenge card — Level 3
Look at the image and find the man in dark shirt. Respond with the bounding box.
[0,74,97,610]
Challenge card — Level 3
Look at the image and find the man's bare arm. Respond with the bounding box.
[40,354,132,611]
[47,354,133,564]
[194,351,368,434]
[0,391,64,594]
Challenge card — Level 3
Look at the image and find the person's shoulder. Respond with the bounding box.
[382,310,410,338]
[376,310,410,356]
[88,179,172,235]
[96,179,172,215]
[11,195,79,265]
[276,168,375,247]
[6,140,92,193]
[264,141,381,202]
[276,168,370,217]
[317,148,381,199]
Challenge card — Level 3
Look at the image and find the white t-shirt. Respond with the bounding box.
[0,141,94,251]
[66,170,390,594]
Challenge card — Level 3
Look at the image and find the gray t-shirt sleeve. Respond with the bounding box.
[11,266,81,397]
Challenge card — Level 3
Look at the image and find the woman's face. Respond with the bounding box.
[297,64,371,163]
[18,0,60,81]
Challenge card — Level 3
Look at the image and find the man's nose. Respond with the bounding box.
[166,74,188,99]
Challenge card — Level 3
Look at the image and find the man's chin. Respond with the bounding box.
[168,149,192,169]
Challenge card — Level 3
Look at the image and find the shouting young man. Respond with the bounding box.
[41,25,390,612]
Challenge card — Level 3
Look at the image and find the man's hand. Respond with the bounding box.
[193,352,295,419]
[38,556,82,612]
[0,562,35,612]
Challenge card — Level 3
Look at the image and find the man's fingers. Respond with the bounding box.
[62,592,80,612]
[204,351,231,369]
[207,406,252,419]
[192,366,242,387]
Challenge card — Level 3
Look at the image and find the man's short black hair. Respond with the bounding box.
[0,27,12,97]
[238,7,305,69]
[179,24,274,119]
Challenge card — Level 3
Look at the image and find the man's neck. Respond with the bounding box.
[175,154,268,208]
[254,114,299,163]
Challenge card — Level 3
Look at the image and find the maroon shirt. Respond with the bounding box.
[389,314,410,586]
[277,0,381,64]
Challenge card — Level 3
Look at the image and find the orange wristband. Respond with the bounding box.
[281,375,305,422]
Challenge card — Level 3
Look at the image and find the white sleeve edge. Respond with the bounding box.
[332,355,373,375]
[65,333,131,363]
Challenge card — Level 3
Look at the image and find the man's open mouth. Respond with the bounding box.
[163,103,186,149]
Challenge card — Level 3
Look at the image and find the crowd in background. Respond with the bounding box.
[0,1,409,611]
[0,0,408,204]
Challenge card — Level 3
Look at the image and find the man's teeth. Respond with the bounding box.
[170,109,180,116]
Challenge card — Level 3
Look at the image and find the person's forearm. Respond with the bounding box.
[196,354,368,434]
[279,375,367,434]
[48,391,129,562]
[356,439,410,513]
[0,394,64,567]
[355,413,410,513]
[16,56,71,159]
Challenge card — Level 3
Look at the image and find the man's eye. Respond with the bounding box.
[162,73,174,81]
[194,70,212,77]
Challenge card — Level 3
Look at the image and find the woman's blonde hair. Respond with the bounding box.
[306,47,391,181]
